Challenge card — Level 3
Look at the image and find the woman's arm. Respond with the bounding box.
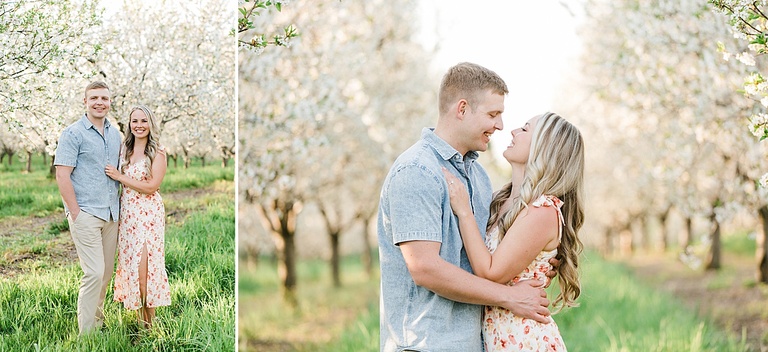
[442,168,559,284]
[106,150,167,194]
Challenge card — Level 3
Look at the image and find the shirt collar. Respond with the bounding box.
[421,127,480,162]
[80,113,112,130]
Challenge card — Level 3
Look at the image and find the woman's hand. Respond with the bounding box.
[105,164,122,183]
[441,167,472,218]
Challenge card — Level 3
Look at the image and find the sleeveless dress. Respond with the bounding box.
[113,153,171,309]
[482,195,567,351]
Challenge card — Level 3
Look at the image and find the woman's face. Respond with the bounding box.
[129,109,151,140]
[502,115,539,165]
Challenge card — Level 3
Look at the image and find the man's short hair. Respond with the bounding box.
[438,62,508,115]
[84,81,110,98]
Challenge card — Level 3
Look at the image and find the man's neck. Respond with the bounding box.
[86,114,107,136]
[87,113,106,127]
[433,123,468,157]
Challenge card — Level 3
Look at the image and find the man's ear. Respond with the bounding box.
[456,100,468,119]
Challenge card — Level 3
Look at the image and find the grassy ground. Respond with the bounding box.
[0,154,235,351]
[238,255,379,352]
[239,250,750,351]
[622,233,767,351]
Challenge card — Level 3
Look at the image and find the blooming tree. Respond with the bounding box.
[0,0,101,157]
[710,0,768,281]
[237,0,298,53]
[1,0,234,171]
[93,0,235,166]
[574,0,767,273]
[239,0,435,298]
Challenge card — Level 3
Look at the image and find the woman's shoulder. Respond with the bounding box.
[529,194,565,226]
[531,194,563,209]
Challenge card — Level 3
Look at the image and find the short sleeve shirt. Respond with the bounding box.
[54,114,121,221]
[377,128,494,352]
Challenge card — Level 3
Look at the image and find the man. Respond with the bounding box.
[54,81,121,334]
[378,62,552,351]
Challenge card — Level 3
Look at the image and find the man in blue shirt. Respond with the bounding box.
[378,63,552,351]
[54,81,121,334]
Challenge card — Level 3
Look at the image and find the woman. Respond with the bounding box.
[442,112,584,351]
[106,105,171,329]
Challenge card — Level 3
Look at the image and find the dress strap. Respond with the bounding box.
[531,195,564,241]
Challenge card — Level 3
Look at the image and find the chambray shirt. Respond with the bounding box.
[54,114,121,222]
[378,128,493,352]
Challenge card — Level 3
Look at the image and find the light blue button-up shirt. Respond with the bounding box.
[54,114,121,222]
[378,128,494,352]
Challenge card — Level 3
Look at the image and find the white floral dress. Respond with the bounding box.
[113,154,171,309]
[482,195,567,351]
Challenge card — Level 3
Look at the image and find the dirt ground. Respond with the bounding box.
[0,187,217,278]
[620,251,768,352]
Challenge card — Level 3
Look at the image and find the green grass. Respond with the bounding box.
[722,231,758,256]
[557,251,748,351]
[239,251,749,351]
[238,254,379,352]
[0,158,235,351]
[0,153,234,219]
[0,200,235,351]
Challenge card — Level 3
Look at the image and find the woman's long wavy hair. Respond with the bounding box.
[121,105,161,179]
[486,112,585,312]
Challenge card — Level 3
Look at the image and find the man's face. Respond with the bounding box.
[460,89,504,154]
[83,88,111,119]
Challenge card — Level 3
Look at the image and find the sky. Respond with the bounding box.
[415,0,585,162]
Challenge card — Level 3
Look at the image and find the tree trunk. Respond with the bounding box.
[659,207,670,252]
[49,154,56,175]
[361,216,373,278]
[201,157,206,167]
[222,157,229,168]
[639,216,650,252]
[256,200,301,306]
[758,205,768,283]
[318,203,346,288]
[330,231,341,287]
[705,212,721,270]
[25,151,33,173]
[274,224,297,305]
[683,216,693,249]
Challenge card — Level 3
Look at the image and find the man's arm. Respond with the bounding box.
[55,165,80,220]
[400,240,551,323]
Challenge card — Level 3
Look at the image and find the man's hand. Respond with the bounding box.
[543,256,561,288]
[70,208,81,221]
[499,280,551,323]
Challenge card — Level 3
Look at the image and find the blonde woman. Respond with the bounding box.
[442,112,584,351]
[105,105,171,329]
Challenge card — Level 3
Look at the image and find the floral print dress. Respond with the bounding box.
[482,195,567,351]
[113,155,171,309]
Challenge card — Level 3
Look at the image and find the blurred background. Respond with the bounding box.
[239,0,768,351]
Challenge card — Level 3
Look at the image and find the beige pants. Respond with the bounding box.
[68,211,118,334]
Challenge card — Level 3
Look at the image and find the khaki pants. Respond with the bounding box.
[68,211,118,334]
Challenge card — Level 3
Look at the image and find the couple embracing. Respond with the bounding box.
[378,62,585,351]
[54,81,170,334]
